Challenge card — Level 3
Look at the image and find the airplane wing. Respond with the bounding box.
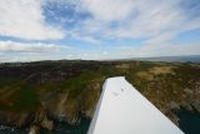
[88,77,184,134]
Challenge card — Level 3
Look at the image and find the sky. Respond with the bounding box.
[0,0,200,62]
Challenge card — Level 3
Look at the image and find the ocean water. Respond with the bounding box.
[176,108,200,134]
[0,118,91,134]
[1,110,200,134]
[41,118,90,134]
[0,126,28,134]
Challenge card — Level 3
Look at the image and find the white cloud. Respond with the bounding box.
[0,40,68,53]
[79,0,200,42]
[0,0,64,40]
[111,42,200,59]
[0,0,198,43]
[141,43,200,57]
[0,40,72,62]
[0,0,199,61]
[71,32,100,44]
[83,0,134,21]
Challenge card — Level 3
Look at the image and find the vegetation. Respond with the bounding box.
[0,60,199,133]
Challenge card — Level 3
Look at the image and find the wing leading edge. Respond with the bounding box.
[88,76,184,134]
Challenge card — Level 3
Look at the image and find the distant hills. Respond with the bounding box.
[1,55,200,64]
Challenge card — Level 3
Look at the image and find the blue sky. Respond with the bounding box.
[0,0,199,62]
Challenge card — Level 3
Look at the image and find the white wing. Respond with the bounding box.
[88,76,184,134]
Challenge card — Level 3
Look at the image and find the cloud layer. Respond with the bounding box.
[0,0,199,62]
[0,0,64,40]
[0,40,67,53]
[80,0,200,42]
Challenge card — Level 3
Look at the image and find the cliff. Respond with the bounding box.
[0,60,199,133]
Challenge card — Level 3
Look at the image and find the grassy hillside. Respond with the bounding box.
[0,60,199,133]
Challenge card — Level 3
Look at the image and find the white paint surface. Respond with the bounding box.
[88,77,184,134]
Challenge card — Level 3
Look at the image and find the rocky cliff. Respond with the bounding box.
[0,60,199,133]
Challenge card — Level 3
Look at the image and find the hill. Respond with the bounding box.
[0,60,199,133]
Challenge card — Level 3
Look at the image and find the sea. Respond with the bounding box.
[0,110,200,134]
